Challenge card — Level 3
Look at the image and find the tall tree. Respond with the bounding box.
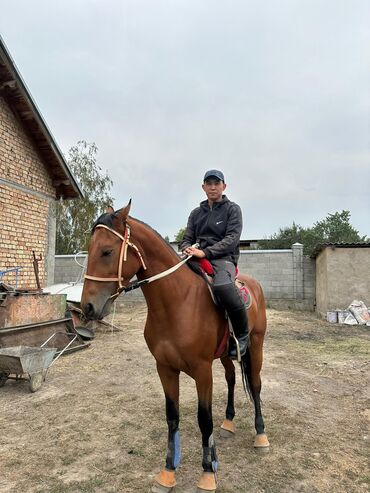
[56,141,114,254]
[174,227,186,243]
[258,210,366,256]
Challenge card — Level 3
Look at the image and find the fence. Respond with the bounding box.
[54,243,315,310]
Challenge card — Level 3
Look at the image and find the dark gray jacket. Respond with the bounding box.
[180,195,243,265]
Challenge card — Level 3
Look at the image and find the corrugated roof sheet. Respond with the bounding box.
[311,242,370,258]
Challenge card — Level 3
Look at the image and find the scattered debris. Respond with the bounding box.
[327,300,370,326]
[348,300,370,325]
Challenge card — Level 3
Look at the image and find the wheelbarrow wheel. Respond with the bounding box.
[29,372,43,392]
[0,372,8,387]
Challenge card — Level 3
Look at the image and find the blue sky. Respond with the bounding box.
[1,0,369,240]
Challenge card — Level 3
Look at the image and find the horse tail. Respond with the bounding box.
[240,348,253,402]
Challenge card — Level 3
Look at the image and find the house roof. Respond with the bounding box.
[311,242,370,259]
[0,35,83,199]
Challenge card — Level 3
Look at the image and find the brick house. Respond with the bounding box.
[0,36,83,288]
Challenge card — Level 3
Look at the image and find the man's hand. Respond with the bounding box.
[183,246,206,258]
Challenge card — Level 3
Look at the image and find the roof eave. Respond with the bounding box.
[0,35,83,200]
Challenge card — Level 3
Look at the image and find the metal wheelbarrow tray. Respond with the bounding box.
[0,332,76,392]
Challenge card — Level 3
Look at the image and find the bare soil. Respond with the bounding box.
[1,302,369,493]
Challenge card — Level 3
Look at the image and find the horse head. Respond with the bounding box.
[81,200,145,320]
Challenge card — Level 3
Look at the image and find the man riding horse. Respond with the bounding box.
[180,169,249,359]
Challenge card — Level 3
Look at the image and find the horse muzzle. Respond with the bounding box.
[82,297,112,321]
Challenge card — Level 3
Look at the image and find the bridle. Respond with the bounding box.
[84,223,147,300]
[84,223,192,300]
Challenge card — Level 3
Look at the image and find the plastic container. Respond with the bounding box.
[326,311,338,323]
[337,310,350,324]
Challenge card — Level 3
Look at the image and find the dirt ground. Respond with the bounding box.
[1,301,369,493]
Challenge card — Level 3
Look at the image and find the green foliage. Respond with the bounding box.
[258,210,366,256]
[174,228,186,243]
[56,141,114,254]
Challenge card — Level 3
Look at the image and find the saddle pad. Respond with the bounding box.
[214,324,229,359]
[235,278,252,309]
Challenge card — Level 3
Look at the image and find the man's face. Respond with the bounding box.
[202,178,227,203]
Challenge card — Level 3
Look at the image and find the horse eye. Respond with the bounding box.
[101,249,113,257]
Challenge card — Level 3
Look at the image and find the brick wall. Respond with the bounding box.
[0,96,56,288]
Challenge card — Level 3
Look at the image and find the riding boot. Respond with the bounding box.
[228,307,249,360]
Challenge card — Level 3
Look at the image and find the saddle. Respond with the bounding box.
[188,258,252,310]
[188,258,252,361]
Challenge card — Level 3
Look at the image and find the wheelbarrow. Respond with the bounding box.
[0,332,77,392]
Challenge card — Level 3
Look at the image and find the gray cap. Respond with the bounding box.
[203,169,225,182]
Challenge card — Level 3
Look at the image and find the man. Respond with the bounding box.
[180,169,249,359]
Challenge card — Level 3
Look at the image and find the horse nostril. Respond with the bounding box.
[84,302,95,319]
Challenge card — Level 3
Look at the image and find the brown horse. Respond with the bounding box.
[81,202,269,493]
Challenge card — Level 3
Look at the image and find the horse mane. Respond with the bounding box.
[92,212,117,231]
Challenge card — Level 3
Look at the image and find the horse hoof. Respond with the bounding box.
[220,419,235,438]
[152,484,175,493]
[254,433,270,454]
[152,470,176,492]
[197,472,217,492]
[152,485,175,493]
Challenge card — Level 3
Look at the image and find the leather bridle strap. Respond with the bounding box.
[84,224,147,299]
[84,223,194,299]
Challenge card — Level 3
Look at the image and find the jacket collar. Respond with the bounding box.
[200,195,229,209]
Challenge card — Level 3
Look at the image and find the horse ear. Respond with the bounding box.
[116,199,132,222]
[105,206,115,214]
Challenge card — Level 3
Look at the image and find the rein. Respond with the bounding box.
[84,223,192,300]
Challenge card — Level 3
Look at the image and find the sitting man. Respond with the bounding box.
[180,169,249,359]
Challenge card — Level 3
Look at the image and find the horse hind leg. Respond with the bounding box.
[220,356,236,437]
[152,364,180,493]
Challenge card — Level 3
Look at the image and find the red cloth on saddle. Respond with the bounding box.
[198,258,214,275]
[197,258,239,277]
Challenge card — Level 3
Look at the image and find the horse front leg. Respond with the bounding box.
[247,331,270,453]
[195,363,218,493]
[220,356,236,437]
[152,363,180,493]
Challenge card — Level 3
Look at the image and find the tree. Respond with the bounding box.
[174,228,186,243]
[258,210,366,256]
[258,222,305,251]
[56,141,114,254]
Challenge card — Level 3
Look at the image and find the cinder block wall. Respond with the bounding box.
[238,250,294,299]
[0,96,56,288]
[54,255,87,284]
[238,246,315,310]
[54,245,316,310]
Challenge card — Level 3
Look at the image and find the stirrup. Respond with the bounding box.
[229,332,242,362]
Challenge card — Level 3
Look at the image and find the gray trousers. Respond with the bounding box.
[211,259,244,312]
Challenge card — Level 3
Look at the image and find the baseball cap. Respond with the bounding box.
[203,169,225,182]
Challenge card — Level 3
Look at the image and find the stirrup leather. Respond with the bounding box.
[228,319,241,362]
